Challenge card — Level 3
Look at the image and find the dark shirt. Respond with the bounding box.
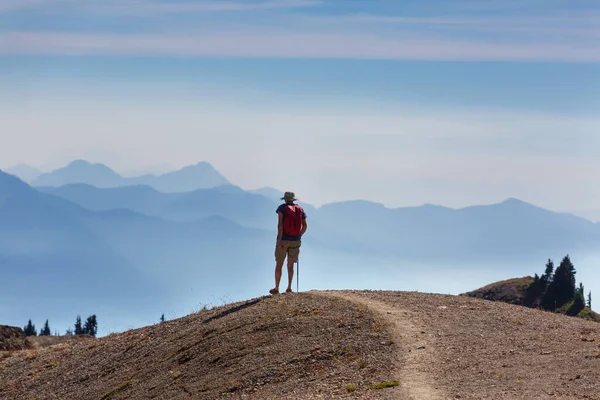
[276,203,307,241]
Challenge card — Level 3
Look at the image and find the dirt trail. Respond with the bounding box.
[4,290,600,399]
[318,290,600,400]
[314,290,446,400]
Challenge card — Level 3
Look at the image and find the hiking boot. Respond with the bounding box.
[269,288,279,295]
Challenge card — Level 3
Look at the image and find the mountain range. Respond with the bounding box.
[4,164,42,183]
[2,162,600,335]
[30,160,230,192]
[38,182,600,261]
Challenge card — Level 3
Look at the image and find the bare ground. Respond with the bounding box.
[320,290,600,400]
[0,293,397,400]
[2,290,600,400]
[0,327,30,352]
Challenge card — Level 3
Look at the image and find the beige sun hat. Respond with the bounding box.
[280,191,298,201]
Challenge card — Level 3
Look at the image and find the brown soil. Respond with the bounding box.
[464,276,534,305]
[329,290,600,400]
[2,290,600,400]
[0,293,397,400]
[27,334,94,349]
[0,326,30,352]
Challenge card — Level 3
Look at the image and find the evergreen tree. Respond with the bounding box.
[568,284,586,316]
[542,279,558,311]
[74,315,83,335]
[160,313,165,323]
[545,255,576,310]
[587,291,592,309]
[524,273,547,307]
[543,259,554,282]
[40,319,51,336]
[83,315,98,337]
[23,319,37,337]
[65,327,74,336]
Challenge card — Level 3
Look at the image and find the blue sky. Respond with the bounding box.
[1,0,599,211]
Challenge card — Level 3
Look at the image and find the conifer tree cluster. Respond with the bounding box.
[525,255,590,316]
[40,319,51,336]
[72,314,98,337]
[23,319,37,337]
[22,314,98,337]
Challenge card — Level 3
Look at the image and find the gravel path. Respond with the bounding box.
[2,290,600,399]
[315,290,445,399]
[316,290,600,400]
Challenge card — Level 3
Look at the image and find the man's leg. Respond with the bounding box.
[286,241,301,292]
[271,242,287,294]
[274,259,284,291]
[286,259,295,292]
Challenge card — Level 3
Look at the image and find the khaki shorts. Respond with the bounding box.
[275,240,302,263]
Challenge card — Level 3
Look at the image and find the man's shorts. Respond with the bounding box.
[275,240,302,263]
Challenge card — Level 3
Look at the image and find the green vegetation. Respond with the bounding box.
[39,320,51,336]
[83,315,98,337]
[74,315,83,335]
[23,314,98,338]
[578,307,600,322]
[370,380,399,390]
[345,384,357,392]
[527,255,586,315]
[468,254,599,322]
[466,277,534,306]
[23,319,37,337]
[73,314,98,337]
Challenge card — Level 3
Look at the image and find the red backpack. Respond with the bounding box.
[283,204,304,237]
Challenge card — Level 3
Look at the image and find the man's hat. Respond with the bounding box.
[281,191,298,201]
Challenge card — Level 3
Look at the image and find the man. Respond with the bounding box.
[270,191,307,295]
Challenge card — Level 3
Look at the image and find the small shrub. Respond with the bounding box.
[345,384,357,392]
[370,380,399,390]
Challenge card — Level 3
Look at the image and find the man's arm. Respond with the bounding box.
[300,217,308,237]
[277,211,284,243]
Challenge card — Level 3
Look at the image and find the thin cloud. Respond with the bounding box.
[0,0,54,12]
[1,30,598,62]
[300,13,600,39]
[133,0,322,12]
[0,0,322,13]
[303,13,600,26]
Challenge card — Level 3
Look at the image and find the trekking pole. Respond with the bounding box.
[296,257,300,293]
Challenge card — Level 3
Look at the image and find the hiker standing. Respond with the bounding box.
[270,192,307,295]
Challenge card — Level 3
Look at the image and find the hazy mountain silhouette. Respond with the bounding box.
[40,183,278,229]
[32,160,123,188]
[571,209,600,223]
[249,187,284,203]
[4,164,42,182]
[0,171,162,332]
[1,172,324,334]
[40,181,600,262]
[38,184,171,215]
[312,198,600,261]
[130,162,230,192]
[31,160,230,192]
[7,170,600,335]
